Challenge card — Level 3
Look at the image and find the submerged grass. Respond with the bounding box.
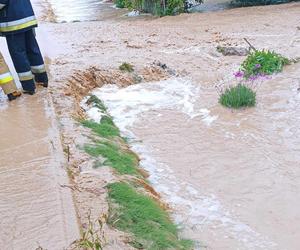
[108,182,193,250]
[219,84,256,109]
[84,141,140,176]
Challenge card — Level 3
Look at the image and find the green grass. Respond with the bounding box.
[241,50,289,78]
[86,95,107,112]
[82,117,120,138]
[219,84,256,109]
[108,182,193,250]
[119,63,134,72]
[84,141,140,176]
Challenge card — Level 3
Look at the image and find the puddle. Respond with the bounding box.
[191,0,231,12]
[48,0,135,22]
[85,64,300,250]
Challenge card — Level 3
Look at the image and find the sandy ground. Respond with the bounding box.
[1,0,300,249]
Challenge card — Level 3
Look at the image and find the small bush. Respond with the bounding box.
[241,50,289,78]
[119,62,134,72]
[219,84,256,109]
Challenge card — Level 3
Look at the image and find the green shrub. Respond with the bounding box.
[219,84,256,109]
[165,0,184,15]
[241,50,289,78]
[108,182,193,250]
[119,62,134,72]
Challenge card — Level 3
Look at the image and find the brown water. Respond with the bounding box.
[31,0,300,249]
[0,2,79,249]
[47,0,129,22]
[90,63,300,250]
[0,92,79,249]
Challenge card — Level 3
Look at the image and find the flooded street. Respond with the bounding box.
[0,1,79,249]
[0,92,79,249]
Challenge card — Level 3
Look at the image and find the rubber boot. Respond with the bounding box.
[7,91,22,101]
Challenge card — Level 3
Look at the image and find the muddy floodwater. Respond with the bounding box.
[89,63,300,250]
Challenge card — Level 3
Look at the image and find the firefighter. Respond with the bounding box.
[0,0,48,95]
[0,52,22,101]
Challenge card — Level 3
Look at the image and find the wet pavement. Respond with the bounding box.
[48,0,130,22]
[0,92,79,249]
[0,2,79,249]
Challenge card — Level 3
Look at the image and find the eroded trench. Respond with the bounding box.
[67,59,300,250]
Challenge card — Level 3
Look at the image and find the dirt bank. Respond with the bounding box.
[37,1,300,249]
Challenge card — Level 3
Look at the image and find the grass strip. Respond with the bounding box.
[84,141,140,176]
[82,117,120,138]
[108,182,193,250]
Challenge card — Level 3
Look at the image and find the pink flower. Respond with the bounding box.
[234,71,244,78]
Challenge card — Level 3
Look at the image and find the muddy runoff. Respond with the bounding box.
[39,0,300,248]
[81,62,300,250]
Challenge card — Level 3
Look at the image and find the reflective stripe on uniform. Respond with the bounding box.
[0,72,13,85]
[18,71,34,81]
[31,64,46,74]
[0,16,37,32]
[0,4,6,9]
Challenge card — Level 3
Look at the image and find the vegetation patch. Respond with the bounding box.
[82,117,120,138]
[108,182,193,250]
[75,213,106,250]
[82,95,193,248]
[86,95,107,113]
[119,62,134,72]
[241,50,289,78]
[84,141,141,176]
[114,0,197,16]
[219,84,256,109]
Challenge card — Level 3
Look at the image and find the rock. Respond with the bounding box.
[217,46,249,56]
[127,10,140,17]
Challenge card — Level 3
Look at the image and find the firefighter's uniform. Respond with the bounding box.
[0,52,21,101]
[0,0,48,94]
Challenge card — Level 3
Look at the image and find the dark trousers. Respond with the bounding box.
[6,29,48,92]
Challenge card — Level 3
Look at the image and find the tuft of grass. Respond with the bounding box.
[119,62,134,72]
[84,141,140,176]
[108,182,193,250]
[76,213,106,250]
[86,95,107,112]
[241,50,289,78]
[219,84,256,109]
[82,117,120,138]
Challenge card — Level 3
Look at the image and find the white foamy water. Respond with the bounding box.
[92,78,208,129]
[84,78,276,249]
